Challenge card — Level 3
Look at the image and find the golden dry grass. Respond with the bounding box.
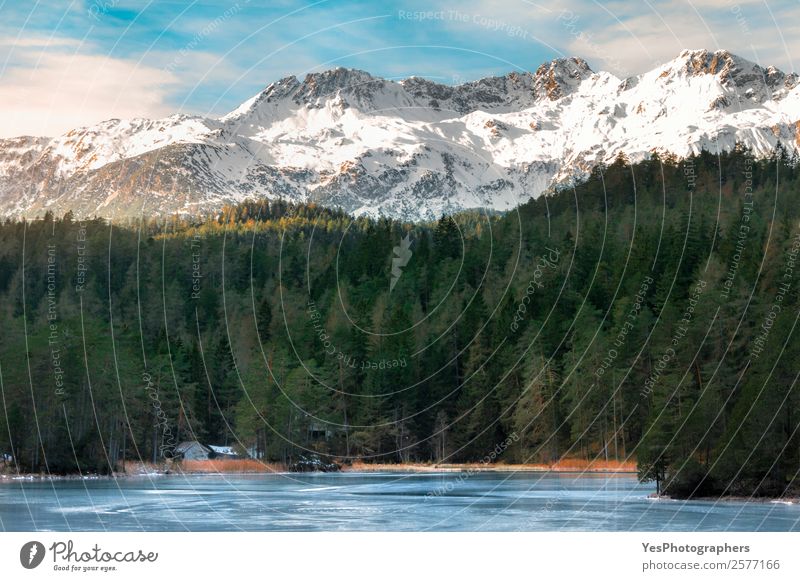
[547,457,636,472]
[177,459,287,473]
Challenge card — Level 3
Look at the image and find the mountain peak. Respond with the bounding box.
[658,49,798,102]
[534,57,594,100]
[675,48,751,76]
[299,67,377,94]
[222,69,381,121]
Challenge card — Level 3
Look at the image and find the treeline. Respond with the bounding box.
[1,145,799,498]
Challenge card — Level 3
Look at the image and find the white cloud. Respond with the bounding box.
[433,0,800,77]
[0,47,176,137]
[555,0,800,76]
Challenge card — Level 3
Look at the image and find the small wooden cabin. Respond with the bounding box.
[174,441,211,461]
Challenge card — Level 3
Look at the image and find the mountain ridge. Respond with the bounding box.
[1,49,798,221]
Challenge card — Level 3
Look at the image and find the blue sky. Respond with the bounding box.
[1,0,798,136]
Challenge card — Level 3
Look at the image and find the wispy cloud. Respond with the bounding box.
[0,42,175,137]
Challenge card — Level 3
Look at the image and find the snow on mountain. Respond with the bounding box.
[1,49,798,221]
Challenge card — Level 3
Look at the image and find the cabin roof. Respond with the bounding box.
[175,441,210,454]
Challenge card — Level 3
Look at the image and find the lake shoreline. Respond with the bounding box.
[1,458,637,481]
[3,467,798,504]
[342,459,638,473]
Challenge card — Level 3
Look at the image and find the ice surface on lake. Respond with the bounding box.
[0,472,797,531]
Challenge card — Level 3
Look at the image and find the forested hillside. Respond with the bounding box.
[1,145,799,498]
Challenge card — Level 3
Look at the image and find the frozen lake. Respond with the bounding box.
[1,472,797,531]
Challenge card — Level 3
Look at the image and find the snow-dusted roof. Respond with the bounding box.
[208,445,236,455]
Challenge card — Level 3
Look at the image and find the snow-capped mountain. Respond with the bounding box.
[1,49,798,221]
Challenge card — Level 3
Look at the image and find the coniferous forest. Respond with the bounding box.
[1,145,799,499]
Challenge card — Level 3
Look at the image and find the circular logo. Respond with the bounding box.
[19,541,46,569]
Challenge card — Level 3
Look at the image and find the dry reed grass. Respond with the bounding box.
[177,459,287,473]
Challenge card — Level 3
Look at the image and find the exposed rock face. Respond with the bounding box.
[533,57,593,100]
[662,49,798,104]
